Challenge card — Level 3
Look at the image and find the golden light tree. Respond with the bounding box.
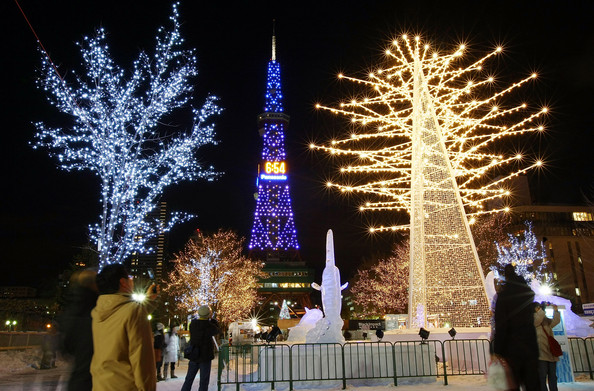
[350,240,409,318]
[312,35,547,328]
[166,230,264,325]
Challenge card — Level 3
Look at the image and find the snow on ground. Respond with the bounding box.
[0,350,592,391]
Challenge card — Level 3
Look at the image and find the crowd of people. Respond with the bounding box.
[57,264,219,391]
[54,261,563,391]
[492,263,562,391]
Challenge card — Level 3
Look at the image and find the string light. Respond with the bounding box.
[32,3,221,269]
[313,35,546,328]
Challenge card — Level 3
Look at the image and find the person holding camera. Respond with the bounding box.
[181,305,220,391]
[534,302,561,391]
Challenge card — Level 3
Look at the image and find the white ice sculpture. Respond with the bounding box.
[286,307,324,342]
[306,229,348,343]
[531,280,593,337]
[485,271,497,305]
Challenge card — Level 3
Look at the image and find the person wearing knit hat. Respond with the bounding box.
[181,305,220,391]
[197,305,211,319]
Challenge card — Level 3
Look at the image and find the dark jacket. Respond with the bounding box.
[59,285,98,391]
[492,274,539,359]
[154,331,165,350]
[189,318,220,363]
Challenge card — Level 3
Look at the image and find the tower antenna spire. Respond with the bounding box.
[271,19,276,61]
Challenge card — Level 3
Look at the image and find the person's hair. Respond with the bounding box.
[96,263,129,294]
[503,264,516,280]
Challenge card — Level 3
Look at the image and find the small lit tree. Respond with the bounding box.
[350,240,409,317]
[166,230,264,325]
[279,300,290,319]
[33,3,220,269]
[492,221,549,284]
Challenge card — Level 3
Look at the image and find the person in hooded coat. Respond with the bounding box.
[534,302,561,391]
[492,264,540,391]
[91,264,157,391]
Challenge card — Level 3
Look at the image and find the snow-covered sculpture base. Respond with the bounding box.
[287,308,323,343]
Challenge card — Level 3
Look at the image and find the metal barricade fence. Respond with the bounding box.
[391,340,441,385]
[0,332,46,350]
[218,338,594,390]
[442,338,491,380]
[343,341,394,386]
[218,341,444,390]
[218,343,292,391]
[585,338,594,379]
[291,343,344,389]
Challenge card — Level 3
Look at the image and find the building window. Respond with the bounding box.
[572,212,593,221]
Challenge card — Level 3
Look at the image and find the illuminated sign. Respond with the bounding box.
[260,174,287,181]
[264,161,286,174]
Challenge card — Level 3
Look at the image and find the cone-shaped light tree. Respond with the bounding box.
[312,35,547,328]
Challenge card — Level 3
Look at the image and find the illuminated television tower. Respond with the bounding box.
[248,29,300,263]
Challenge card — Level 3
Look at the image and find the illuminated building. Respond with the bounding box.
[249,28,313,315]
[130,201,167,283]
[503,177,594,310]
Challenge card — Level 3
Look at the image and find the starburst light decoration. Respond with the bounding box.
[312,35,547,328]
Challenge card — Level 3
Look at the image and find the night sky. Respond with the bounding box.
[3,0,593,289]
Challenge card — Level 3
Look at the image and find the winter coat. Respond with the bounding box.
[163,332,180,363]
[59,285,98,391]
[91,293,157,391]
[188,318,220,363]
[534,308,561,362]
[153,331,164,363]
[492,276,539,361]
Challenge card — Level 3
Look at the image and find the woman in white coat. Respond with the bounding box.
[534,302,561,391]
[163,325,180,379]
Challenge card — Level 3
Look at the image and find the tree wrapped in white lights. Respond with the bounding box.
[33,3,220,269]
[312,35,547,328]
[493,221,549,284]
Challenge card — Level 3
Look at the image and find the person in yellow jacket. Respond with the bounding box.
[91,264,158,391]
[534,302,561,391]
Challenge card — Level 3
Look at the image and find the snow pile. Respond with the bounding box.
[0,348,67,375]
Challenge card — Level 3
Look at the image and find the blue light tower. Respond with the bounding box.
[249,30,300,263]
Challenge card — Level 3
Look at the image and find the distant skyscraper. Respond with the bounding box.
[130,201,167,282]
[249,31,300,263]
